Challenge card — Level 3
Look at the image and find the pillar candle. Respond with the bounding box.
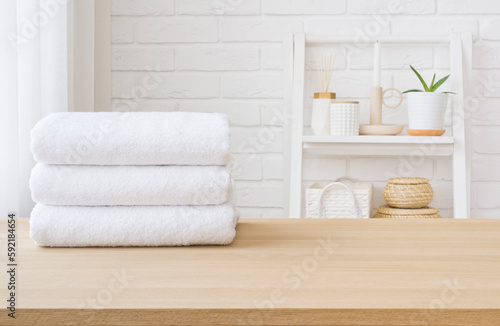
[373,41,381,87]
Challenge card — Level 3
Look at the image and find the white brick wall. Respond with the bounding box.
[111,0,500,218]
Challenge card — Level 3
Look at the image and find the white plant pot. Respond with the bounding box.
[406,92,449,130]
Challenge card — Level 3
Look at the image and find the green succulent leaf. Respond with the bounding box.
[410,65,429,92]
[430,74,450,92]
[442,91,456,94]
[430,73,436,89]
[402,89,425,94]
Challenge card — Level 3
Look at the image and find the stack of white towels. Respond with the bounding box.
[29,112,239,247]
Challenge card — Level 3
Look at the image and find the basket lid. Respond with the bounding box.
[373,212,442,219]
[387,177,429,185]
[377,205,439,215]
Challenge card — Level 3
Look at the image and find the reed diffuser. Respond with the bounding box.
[312,54,336,136]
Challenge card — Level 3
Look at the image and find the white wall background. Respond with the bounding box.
[110,0,500,218]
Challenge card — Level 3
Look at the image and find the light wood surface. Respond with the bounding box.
[2,218,500,325]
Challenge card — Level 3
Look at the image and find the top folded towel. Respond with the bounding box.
[31,112,230,165]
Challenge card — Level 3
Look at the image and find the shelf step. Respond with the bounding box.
[302,136,454,156]
[303,135,454,144]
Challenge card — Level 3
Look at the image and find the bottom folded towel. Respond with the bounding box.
[30,204,239,247]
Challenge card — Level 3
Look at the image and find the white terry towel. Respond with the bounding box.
[31,112,230,165]
[30,204,239,247]
[30,163,231,206]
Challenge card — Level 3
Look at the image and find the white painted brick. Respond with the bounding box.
[477,183,500,209]
[392,18,478,39]
[357,99,370,125]
[137,19,218,43]
[179,101,260,126]
[473,127,500,153]
[439,209,453,219]
[263,0,345,15]
[177,0,260,15]
[473,44,500,69]
[303,158,347,181]
[435,158,453,181]
[471,183,478,210]
[140,74,219,99]
[472,70,500,98]
[471,208,500,218]
[112,19,134,44]
[305,18,390,37]
[381,102,408,126]
[112,0,174,16]
[261,46,283,70]
[301,182,313,217]
[472,99,500,125]
[261,101,287,126]
[112,72,136,98]
[112,47,174,71]
[232,154,262,181]
[349,157,434,181]
[349,46,433,70]
[263,155,283,180]
[370,182,387,213]
[108,0,500,215]
[430,182,453,209]
[481,19,500,40]
[305,71,392,99]
[261,208,284,218]
[222,74,283,99]
[231,126,284,154]
[176,47,259,71]
[237,207,262,218]
[236,182,283,208]
[303,103,313,128]
[439,0,500,14]
[305,47,347,71]
[472,155,500,181]
[112,99,176,112]
[220,20,302,42]
[350,0,435,14]
[434,46,450,69]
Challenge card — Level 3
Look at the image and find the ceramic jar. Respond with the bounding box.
[330,101,360,136]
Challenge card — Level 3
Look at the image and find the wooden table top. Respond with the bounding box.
[2,218,500,326]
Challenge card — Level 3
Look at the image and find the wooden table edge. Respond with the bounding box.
[3,308,500,326]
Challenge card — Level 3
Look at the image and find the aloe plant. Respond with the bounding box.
[402,65,455,94]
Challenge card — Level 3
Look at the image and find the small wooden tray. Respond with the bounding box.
[407,129,445,136]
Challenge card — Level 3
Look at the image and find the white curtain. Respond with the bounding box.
[0,0,71,217]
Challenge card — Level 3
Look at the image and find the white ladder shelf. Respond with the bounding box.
[283,33,473,219]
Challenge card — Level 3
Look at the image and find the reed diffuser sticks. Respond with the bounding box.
[315,54,336,93]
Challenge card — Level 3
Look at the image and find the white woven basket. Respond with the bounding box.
[306,181,372,219]
[330,101,360,136]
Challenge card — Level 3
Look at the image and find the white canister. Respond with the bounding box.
[311,92,336,136]
[330,101,360,136]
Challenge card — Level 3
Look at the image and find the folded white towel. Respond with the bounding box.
[30,204,239,247]
[30,163,231,206]
[31,112,230,165]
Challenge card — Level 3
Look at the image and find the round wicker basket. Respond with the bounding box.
[383,177,433,208]
[373,205,441,219]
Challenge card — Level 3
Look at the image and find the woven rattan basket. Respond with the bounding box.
[306,182,372,218]
[373,205,441,219]
[383,177,433,209]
